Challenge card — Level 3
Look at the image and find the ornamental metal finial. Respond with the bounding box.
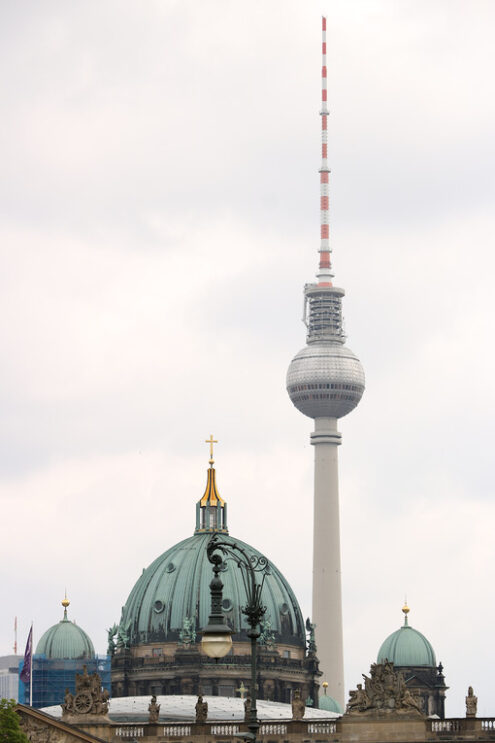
[62,590,70,619]
[205,434,218,466]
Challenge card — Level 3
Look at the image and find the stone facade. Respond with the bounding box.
[111,643,320,705]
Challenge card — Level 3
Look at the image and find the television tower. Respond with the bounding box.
[286,17,365,709]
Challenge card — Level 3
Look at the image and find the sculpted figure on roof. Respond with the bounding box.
[291,689,305,720]
[195,695,208,723]
[466,687,477,718]
[62,665,110,718]
[346,662,423,716]
[148,695,161,723]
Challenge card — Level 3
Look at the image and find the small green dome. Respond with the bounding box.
[36,601,95,660]
[319,693,342,714]
[377,607,436,667]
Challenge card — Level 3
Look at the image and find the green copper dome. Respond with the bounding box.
[118,466,305,647]
[377,606,436,668]
[36,601,95,660]
[319,688,342,714]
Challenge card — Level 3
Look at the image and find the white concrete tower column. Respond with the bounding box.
[311,417,344,707]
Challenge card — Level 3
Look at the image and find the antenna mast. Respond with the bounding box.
[317,16,333,287]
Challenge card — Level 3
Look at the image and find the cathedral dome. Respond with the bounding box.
[119,531,305,647]
[377,606,436,668]
[117,461,305,648]
[36,600,95,660]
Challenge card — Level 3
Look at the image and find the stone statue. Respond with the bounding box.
[107,624,118,656]
[347,662,423,716]
[466,687,478,717]
[244,695,252,723]
[62,688,74,714]
[116,621,131,649]
[401,687,422,713]
[148,695,161,723]
[291,688,305,720]
[306,618,317,655]
[195,695,208,723]
[347,683,369,712]
[179,616,197,646]
[62,665,110,718]
[259,616,276,650]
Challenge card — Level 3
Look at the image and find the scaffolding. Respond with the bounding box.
[18,655,111,709]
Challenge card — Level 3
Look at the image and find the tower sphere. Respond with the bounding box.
[286,342,365,420]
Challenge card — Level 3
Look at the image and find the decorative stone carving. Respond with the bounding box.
[148,695,161,723]
[179,616,197,646]
[116,621,131,649]
[244,695,252,723]
[195,695,208,723]
[19,715,64,743]
[61,665,110,719]
[291,688,305,720]
[346,662,423,716]
[306,618,317,656]
[466,686,477,718]
[259,616,276,650]
[107,624,118,656]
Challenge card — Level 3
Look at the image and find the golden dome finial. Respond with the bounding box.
[402,599,410,626]
[205,434,218,467]
[62,590,70,620]
[322,681,328,695]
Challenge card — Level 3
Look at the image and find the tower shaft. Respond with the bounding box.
[311,417,344,708]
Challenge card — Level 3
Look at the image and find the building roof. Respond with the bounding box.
[36,600,95,660]
[40,695,340,722]
[377,606,436,668]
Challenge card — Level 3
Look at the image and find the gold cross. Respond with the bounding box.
[205,434,218,464]
[236,682,247,699]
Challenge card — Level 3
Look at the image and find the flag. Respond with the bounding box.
[20,625,33,684]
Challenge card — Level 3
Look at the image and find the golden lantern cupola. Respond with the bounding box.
[195,435,228,534]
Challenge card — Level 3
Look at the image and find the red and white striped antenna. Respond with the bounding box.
[317,16,333,287]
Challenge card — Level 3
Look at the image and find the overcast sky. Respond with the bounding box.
[1,0,494,718]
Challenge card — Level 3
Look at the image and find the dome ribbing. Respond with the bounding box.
[119,531,305,646]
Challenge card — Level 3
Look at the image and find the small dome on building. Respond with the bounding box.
[377,605,436,668]
[36,598,95,660]
[319,682,342,714]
